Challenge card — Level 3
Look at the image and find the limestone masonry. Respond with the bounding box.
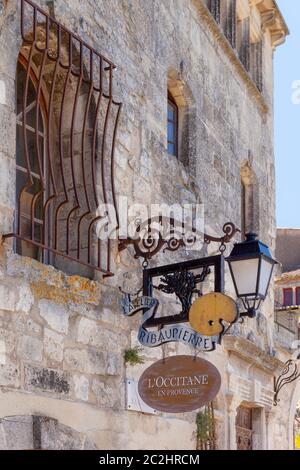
[0,0,297,450]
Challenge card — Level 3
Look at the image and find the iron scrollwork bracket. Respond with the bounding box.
[274,359,300,406]
[119,219,240,265]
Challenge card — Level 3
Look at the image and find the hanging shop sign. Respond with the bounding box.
[138,355,221,413]
[121,294,218,351]
[189,292,238,336]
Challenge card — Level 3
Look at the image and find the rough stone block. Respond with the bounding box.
[0,105,15,157]
[17,335,43,363]
[0,73,15,110]
[24,365,71,395]
[0,327,15,356]
[0,285,16,311]
[0,423,6,450]
[39,300,70,334]
[64,347,106,375]
[92,378,119,408]
[83,437,98,450]
[107,352,123,376]
[44,328,64,363]
[1,416,33,450]
[73,374,89,401]
[0,153,14,207]
[0,203,13,233]
[77,317,101,347]
[26,318,42,335]
[77,317,127,353]
[38,417,84,450]
[0,361,20,387]
[0,340,5,365]
[16,284,34,314]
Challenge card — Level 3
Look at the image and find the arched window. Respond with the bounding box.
[236,15,250,72]
[16,57,47,262]
[166,71,196,168]
[167,93,178,158]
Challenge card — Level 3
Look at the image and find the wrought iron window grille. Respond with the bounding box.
[3,0,122,277]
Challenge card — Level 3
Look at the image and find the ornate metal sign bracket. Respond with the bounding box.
[274,359,300,406]
[119,220,240,266]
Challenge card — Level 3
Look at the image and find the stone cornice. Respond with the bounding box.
[275,270,300,284]
[223,335,285,372]
[251,0,289,48]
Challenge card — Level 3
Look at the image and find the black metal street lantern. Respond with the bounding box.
[226,232,278,318]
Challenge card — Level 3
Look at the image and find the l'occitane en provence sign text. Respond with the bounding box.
[146,373,209,396]
[138,356,221,413]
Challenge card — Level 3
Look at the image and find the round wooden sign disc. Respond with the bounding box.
[189,292,237,336]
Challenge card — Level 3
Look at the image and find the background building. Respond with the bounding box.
[275,228,300,450]
[275,228,300,349]
[0,0,296,450]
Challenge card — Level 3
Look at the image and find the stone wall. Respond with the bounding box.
[0,415,97,450]
[0,0,294,450]
[276,228,300,272]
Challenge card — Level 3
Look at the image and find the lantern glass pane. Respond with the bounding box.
[258,258,273,298]
[230,258,259,296]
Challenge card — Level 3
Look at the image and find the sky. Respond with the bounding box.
[275,0,300,228]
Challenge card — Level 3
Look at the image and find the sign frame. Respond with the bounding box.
[142,255,224,327]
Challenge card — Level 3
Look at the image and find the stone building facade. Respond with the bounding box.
[0,0,296,450]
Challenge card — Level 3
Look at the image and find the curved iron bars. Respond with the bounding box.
[119,220,240,265]
[3,0,122,276]
[274,360,300,406]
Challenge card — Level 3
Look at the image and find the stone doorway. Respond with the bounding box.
[236,406,253,450]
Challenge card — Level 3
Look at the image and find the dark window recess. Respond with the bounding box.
[283,288,294,307]
[296,287,300,306]
[4,0,122,277]
[237,17,250,72]
[224,0,237,48]
[250,41,263,92]
[209,0,220,24]
[167,94,178,157]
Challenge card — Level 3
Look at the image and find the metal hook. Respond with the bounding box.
[219,242,226,254]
